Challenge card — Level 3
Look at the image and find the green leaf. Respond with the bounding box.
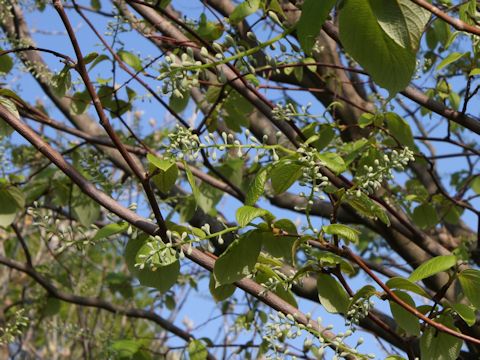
[270,160,303,194]
[317,273,350,314]
[0,49,14,74]
[91,0,101,10]
[72,189,100,227]
[125,235,179,293]
[385,112,415,148]
[111,339,142,358]
[258,219,297,263]
[51,66,72,98]
[322,224,360,244]
[209,274,236,302]
[297,0,336,54]
[88,54,109,71]
[386,277,430,298]
[245,168,267,205]
[469,68,480,76]
[412,203,439,229]
[314,125,335,150]
[169,91,190,113]
[471,177,480,195]
[135,239,177,267]
[71,90,91,115]
[83,52,99,65]
[389,290,420,336]
[118,50,143,72]
[196,13,224,41]
[188,340,208,360]
[92,222,128,241]
[255,265,298,307]
[229,0,260,24]
[458,269,480,309]
[369,0,411,49]
[183,161,201,205]
[348,285,377,310]
[222,90,252,132]
[436,52,467,70]
[259,227,295,263]
[147,154,178,193]
[370,0,430,50]
[0,96,19,137]
[214,230,261,285]
[409,255,457,282]
[451,303,476,326]
[42,296,61,317]
[106,272,133,299]
[346,192,390,226]
[420,316,462,360]
[315,251,356,275]
[358,113,374,128]
[0,185,25,228]
[397,0,431,50]
[339,0,416,95]
[316,152,346,174]
[236,205,270,227]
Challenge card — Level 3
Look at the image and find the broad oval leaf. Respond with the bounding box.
[125,235,179,293]
[229,0,260,24]
[183,161,201,205]
[214,230,261,285]
[339,0,416,95]
[296,0,336,54]
[188,339,208,360]
[322,223,360,244]
[0,49,13,74]
[147,154,178,193]
[389,290,420,336]
[451,303,476,327]
[458,269,480,309]
[409,255,457,282]
[236,205,270,227]
[316,152,346,174]
[348,285,377,309]
[255,265,298,307]
[0,96,19,137]
[397,0,431,50]
[436,51,467,71]
[209,274,236,302]
[245,168,267,205]
[420,316,462,360]
[0,185,25,228]
[317,273,350,314]
[412,203,439,229]
[386,277,430,298]
[92,222,128,241]
[51,66,72,98]
[385,112,414,148]
[270,160,302,194]
[370,0,411,49]
[118,50,143,72]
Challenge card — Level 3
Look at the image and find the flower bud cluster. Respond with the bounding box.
[295,146,329,210]
[346,297,375,327]
[354,147,415,195]
[262,312,304,359]
[167,125,201,160]
[272,102,296,122]
[158,52,201,97]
